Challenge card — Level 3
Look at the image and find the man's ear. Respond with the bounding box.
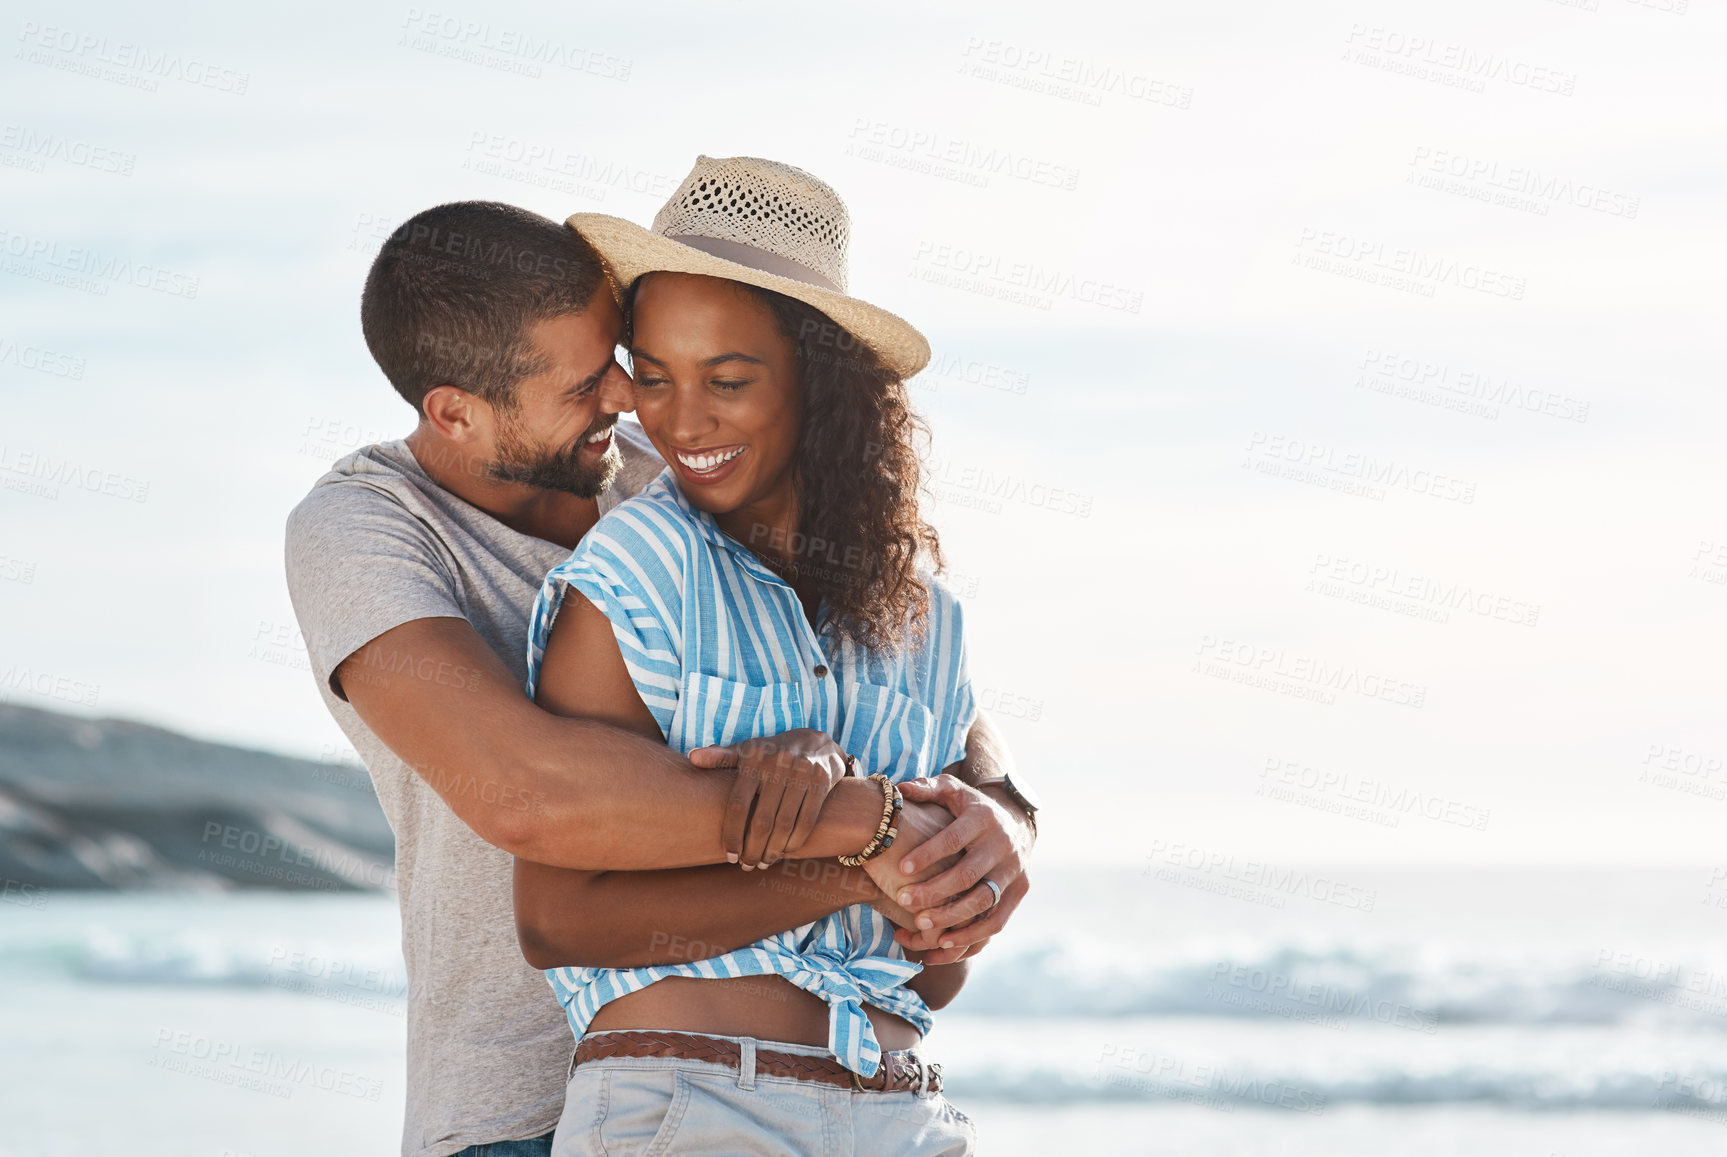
[421,385,488,442]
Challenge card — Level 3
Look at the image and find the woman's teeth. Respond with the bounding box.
[677,446,745,473]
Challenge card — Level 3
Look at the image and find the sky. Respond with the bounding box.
[1,0,1723,866]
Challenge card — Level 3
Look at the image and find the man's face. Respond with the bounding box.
[487,294,634,498]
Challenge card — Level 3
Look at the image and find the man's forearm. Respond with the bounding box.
[340,619,882,870]
[506,717,884,869]
[515,856,882,969]
[951,710,1035,842]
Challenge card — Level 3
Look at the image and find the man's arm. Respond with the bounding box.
[952,710,1036,836]
[884,713,1036,961]
[339,616,885,868]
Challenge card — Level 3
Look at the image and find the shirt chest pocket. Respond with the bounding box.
[839,682,938,782]
[673,672,808,751]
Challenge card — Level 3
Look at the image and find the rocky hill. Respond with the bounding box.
[0,703,393,891]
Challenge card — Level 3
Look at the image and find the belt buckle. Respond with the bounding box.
[856,1052,896,1093]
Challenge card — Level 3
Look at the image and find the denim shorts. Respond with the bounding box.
[550,1032,975,1157]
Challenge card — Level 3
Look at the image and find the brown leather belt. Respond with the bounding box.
[574,1030,943,1095]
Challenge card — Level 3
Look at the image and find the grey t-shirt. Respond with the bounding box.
[283,423,662,1157]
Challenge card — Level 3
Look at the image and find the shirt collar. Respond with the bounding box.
[647,468,792,590]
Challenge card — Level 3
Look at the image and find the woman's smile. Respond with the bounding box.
[672,443,748,485]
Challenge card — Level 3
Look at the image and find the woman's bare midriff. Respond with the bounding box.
[586,975,922,1053]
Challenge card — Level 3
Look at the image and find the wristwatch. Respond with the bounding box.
[971,772,1041,834]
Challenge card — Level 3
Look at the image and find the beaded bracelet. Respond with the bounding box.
[837,773,902,867]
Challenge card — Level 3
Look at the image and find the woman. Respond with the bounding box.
[517,157,979,1156]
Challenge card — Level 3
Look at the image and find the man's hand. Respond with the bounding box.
[899,878,1022,965]
[884,775,1032,960]
[859,798,960,902]
[690,729,851,870]
[904,932,994,967]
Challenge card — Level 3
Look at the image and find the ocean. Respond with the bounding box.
[5,865,1726,1154]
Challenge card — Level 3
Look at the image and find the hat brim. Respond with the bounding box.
[567,213,931,380]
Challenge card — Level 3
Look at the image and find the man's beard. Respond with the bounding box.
[488,412,622,499]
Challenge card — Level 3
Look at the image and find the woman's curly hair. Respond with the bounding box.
[628,277,942,655]
[752,286,942,655]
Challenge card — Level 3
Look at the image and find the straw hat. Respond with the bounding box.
[568,155,930,379]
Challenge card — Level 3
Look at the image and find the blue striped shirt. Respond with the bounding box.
[524,469,975,1076]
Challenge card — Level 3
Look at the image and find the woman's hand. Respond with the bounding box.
[690,729,851,870]
[859,798,960,899]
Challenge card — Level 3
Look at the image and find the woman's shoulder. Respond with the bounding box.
[918,568,968,634]
[551,469,706,589]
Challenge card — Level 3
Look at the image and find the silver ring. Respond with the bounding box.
[981,878,1003,908]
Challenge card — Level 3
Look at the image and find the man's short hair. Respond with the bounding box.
[360,201,607,413]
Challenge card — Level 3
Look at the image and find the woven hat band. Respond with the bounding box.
[665,234,842,294]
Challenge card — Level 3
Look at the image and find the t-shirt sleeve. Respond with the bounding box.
[928,579,977,771]
[524,504,688,739]
[284,481,464,701]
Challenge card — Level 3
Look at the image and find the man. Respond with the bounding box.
[284,201,1035,1157]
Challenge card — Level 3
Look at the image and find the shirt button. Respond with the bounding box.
[813,664,829,678]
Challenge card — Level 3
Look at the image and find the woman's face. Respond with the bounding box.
[628,272,803,522]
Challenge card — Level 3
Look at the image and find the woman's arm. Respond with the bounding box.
[532,587,669,740]
[513,590,901,968]
[905,958,971,1011]
[515,856,884,969]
